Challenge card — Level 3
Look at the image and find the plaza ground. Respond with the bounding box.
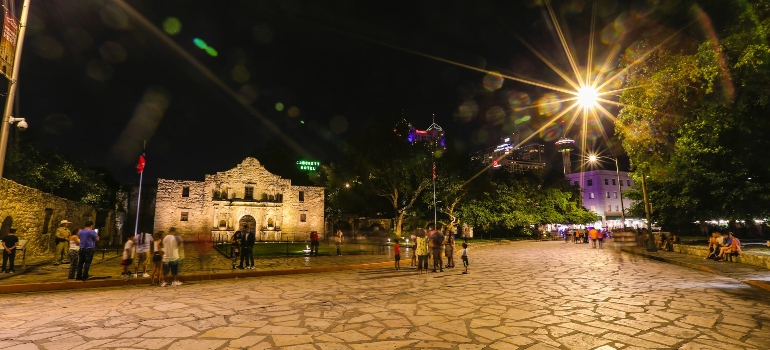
[1,241,770,349]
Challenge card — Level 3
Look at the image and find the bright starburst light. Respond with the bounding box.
[446,0,684,186]
[577,86,599,108]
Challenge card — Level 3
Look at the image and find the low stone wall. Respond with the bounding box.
[672,244,770,269]
[0,179,114,256]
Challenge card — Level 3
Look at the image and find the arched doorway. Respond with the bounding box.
[238,215,256,232]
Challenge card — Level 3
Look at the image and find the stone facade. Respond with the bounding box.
[153,158,324,240]
[0,179,115,255]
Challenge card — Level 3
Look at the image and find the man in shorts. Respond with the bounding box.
[162,228,183,286]
[134,231,153,277]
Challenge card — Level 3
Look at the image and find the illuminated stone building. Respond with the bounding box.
[153,157,324,240]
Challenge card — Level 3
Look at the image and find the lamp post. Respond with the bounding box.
[0,0,31,181]
[587,155,626,232]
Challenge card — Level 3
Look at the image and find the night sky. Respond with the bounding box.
[8,0,691,184]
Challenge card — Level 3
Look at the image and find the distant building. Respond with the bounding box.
[396,117,446,149]
[566,170,643,230]
[556,138,575,174]
[471,135,546,174]
[153,158,324,241]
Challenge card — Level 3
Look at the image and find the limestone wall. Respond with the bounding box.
[282,185,324,233]
[154,179,210,235]
[0,179,110,255]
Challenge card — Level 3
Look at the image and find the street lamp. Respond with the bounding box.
[0,0,32,181]
[587,154,626,232]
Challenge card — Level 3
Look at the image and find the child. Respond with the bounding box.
[121,235,135,277]
[461,242,469,274]
[150,232,164,286]
[393,238,401,270]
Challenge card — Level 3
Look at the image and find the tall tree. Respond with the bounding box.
[617,2,770,227]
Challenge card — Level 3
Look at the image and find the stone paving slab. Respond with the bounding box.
[621,246,770,293]
[2,241,770,349]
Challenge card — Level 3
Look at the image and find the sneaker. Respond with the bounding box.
[171,281,183,286]
[142,273,150,278]
[160,282,167,287]
[462,271,468,274]
[132,274,138,278]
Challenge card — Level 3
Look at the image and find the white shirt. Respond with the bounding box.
[135,233,153,253]
[122,240,134,260]
[162,235,180,262]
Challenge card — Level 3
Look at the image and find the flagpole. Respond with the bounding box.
[133,141,146,237]
[134,170,142,237]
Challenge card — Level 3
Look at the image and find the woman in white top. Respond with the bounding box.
[67,229,80,279]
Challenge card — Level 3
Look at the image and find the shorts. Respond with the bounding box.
[121,258,133,266]
[395,254,401,261]
[462,256,469,267]
[137,251,150,265]
[152,252,162,262]
[163,260,179,276]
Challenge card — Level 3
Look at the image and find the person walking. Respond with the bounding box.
[150,232,164,285]
[134,231,153,278]
[76,221,99,281]
[416,229,429,273]
[2,228,19,274]
[161,228,183,286]
[444,230,455,268]
[231,229,243,269]
[335,229,343,256]
[310,231,320,256]
[597,229,605,249]
[67,229,80,279]
[429,225,444,273]
[588,227,598,248]
[241,229,255,269]
[54,220,72,265]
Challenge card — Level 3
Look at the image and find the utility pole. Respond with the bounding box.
[0,0,31,180]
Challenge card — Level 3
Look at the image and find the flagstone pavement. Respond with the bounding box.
[1,241,770,350]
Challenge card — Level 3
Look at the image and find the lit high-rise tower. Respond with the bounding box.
[556,138,575,174]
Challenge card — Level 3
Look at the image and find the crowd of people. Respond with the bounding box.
[562,227,607,248]
[407,224,468,274]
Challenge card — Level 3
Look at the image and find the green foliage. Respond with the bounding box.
[617,1,770,226]
[4,140,118,208]
[457,171,597,233]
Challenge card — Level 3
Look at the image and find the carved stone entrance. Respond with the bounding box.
[238,215,256,232]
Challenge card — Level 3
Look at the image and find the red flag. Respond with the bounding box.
[136,153,146,173]
[432,162,436,179]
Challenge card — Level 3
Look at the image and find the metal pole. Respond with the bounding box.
[0,0,31,180]
[640,169,656,252]
[615,158,626,231]
[433,172,437,228]
[133,170,143,236]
